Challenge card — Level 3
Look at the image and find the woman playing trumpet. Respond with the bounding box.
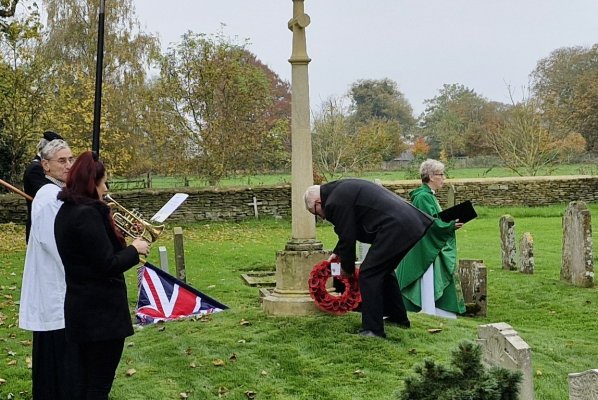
[54,151,149,399]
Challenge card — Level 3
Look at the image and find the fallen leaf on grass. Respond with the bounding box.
[7,360,17,366]
[238,339,246,344]
[0,378,6,384]
[212,359,225,367]
[125,368,136,377]
[179,392,189,399]
[26,357,32,369]
[239,319,251,326]
[229,353,237,362]
[536,370,543,376]
[20,340,31,346]
[427,328,443,334]
[353,369,365,377]
[408,348,417,354]
[189,362,197,368]
[245,390,256,399]
[218,386,229,397]
[260,370,268,376]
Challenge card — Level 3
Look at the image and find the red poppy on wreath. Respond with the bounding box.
[308,259,361,315]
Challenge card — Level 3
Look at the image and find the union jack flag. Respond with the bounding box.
[136,262,228,324]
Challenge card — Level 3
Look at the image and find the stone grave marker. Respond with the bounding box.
[458,259,487,317]
[519,232,534,274]
[561,201,594,288]
[568,369,598,400]
[477,322,534,400]
[500,215,517,271]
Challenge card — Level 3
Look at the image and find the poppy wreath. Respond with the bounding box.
[308,259,361,315]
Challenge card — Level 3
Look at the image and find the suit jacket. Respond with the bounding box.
[320,179,434,274]
[55,201,139,343]
[23,157,52,242]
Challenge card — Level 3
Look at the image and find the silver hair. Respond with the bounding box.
[303,185,321,214]
[419,159,445,183]
[40,139,70,160]
[35,138,50,155]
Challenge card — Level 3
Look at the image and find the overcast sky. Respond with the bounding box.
[134,0,598,115]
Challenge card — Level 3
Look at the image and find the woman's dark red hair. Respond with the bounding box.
[58,151,125,244]
[59,151,105,202]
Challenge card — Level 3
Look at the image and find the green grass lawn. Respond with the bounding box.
[0,203,597,399]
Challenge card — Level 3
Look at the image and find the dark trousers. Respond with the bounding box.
[74,338,125,400]
[32,329,78,400]
[359,253,409,335]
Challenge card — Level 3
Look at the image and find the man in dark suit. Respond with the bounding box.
[23,130,65,242]
[304,179,433,338]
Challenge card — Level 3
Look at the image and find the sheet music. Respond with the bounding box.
[150,193,189,223]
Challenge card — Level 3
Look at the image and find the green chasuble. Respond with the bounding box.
[396,184,465,314]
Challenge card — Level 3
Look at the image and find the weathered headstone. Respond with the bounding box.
[478,322,534,400]
[458,259,487,317]
[519,232,534,274]
[500,215,517,271]
[561,201,594,288]
[446,184,456,208]
[568,369,598,400]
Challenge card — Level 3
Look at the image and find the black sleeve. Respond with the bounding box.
[71,206,140,277]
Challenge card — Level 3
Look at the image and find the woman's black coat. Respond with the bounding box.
[55,201,139,343]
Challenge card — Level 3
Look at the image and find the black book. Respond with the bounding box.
[437,200,477,224]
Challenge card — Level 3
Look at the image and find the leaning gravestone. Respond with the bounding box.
[478,322,534,400]
[458,259,487,317]
[500,215,517,271]
[561,201,594,288]
[568,369,598,400]
[519,232,534,274]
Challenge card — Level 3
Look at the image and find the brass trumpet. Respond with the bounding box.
[105,194,165,243]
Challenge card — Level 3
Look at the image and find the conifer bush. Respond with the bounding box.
[399,341,522,400]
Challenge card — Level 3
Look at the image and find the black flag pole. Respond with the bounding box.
[92,0,106,159]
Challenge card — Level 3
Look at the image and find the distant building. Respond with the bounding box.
[382,150,415,170]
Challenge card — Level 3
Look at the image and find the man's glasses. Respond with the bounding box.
[48,157,75,165]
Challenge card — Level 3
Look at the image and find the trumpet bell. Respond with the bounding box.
[105,194,165,243]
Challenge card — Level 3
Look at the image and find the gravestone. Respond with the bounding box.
[519,232,534,274]
[561,201,594,288]
[568,369,598,400]
[477,322,534,400]
[458,259,487,317]
[500,215,517,271]
[446,184,456,208]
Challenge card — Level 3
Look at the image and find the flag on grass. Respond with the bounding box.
[136,262,228,324]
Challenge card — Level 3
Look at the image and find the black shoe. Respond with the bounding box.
[358,329,386,338]
[385,318,411,329]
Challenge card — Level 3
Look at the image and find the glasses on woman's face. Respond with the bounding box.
[48,156,75,165]
[433,173,445,177]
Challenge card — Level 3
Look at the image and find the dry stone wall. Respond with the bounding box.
[1,176,597,225]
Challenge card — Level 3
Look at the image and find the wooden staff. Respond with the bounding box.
[0,178,33,201]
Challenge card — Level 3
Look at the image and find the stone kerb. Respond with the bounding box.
[561,201,595,288]
[568,369,598,400]
[477,322,534,400]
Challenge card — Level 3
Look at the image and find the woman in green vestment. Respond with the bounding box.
[396,159,465,317]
